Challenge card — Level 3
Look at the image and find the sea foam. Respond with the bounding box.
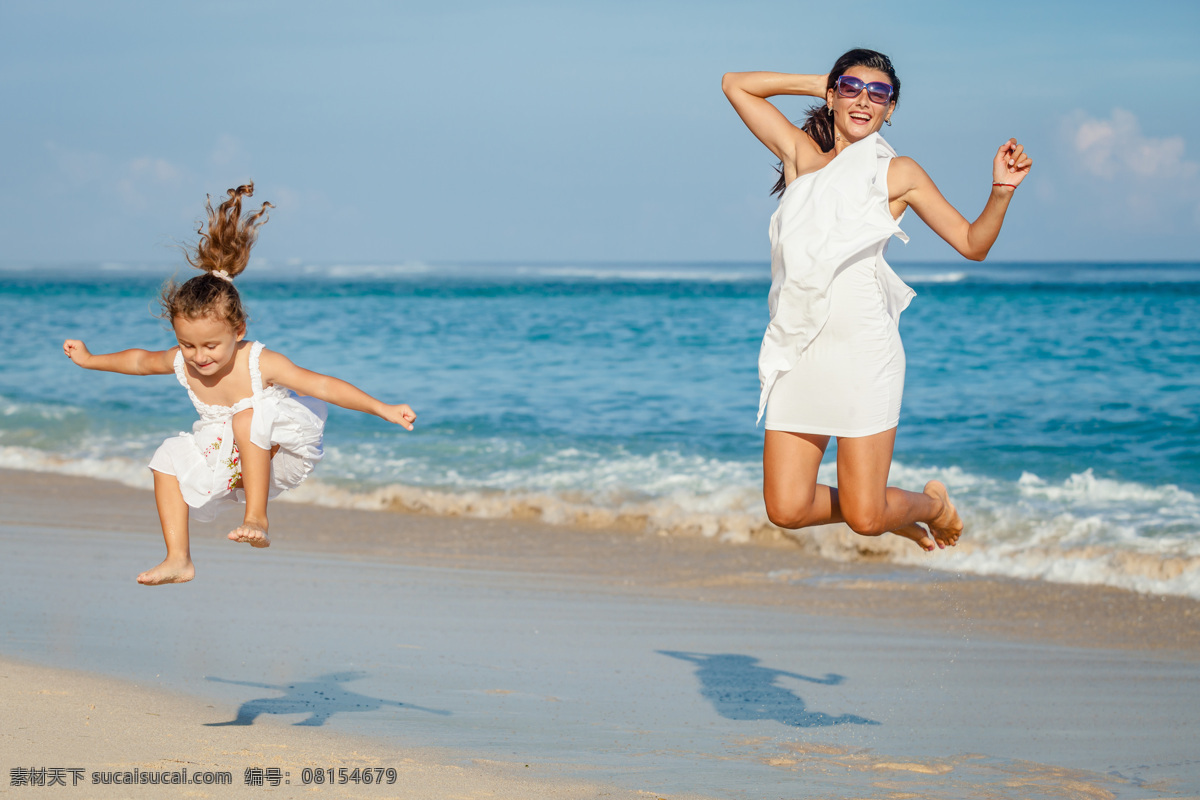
[9,442,1195,599]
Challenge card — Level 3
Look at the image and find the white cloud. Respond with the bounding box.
[1071,108,1198,181]
[1065,109,1200,232]
[129,156,182,183]
[45,141,108,185]
[41,140,206,226]
[117,156,187,210]
[271,186,312,213]
[209,134,249,171]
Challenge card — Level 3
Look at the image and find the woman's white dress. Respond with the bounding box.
[148,341,326,521]
[759,132,916,437]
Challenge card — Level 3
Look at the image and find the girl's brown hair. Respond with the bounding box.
[159,183,273,329]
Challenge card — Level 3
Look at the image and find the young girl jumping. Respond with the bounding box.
[63,183,416,585]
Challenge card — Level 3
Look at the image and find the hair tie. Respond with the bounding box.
[212,269,233,283]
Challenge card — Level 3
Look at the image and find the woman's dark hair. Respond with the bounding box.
[771,48,900,197]
[160,182,272,330]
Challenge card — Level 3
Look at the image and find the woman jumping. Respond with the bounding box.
[722,48,1031,551]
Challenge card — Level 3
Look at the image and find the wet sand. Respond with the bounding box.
[0,656,699,800]
[2,469,1199,798]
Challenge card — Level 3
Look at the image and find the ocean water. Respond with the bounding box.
[2,260,1199,598]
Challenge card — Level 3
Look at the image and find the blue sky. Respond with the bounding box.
[2,0,1198,265]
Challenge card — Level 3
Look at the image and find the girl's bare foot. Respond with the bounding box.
[891,523,936,552]
[924,480,963,548]
[137,556,195,585]
[228,518,270,548]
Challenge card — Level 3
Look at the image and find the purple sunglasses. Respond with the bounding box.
[834,75,894,104]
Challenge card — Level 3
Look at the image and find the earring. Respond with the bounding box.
[826,106,833,115]
[885,118,892,126]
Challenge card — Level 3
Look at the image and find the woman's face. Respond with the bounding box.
[826,65,896,144]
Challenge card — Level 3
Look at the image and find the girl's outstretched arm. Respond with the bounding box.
[62,340,176,375]
[258,349,416,430]
[889,138,1033,261]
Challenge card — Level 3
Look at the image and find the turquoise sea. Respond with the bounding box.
[2,260,1199,597]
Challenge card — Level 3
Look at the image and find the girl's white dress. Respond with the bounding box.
[759,132,916,437]
[148,341,326,521]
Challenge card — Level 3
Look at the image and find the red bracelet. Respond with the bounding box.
[992,183,1016,189]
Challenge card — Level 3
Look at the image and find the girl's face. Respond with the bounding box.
[172,314,245,378]
[827,65,896,144]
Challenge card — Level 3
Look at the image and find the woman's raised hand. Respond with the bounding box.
[993,138,1032,188]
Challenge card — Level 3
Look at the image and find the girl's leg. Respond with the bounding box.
[227,408,271,548]
[763,430,843,529]
[835,427,962,549]
[137,470,196,585]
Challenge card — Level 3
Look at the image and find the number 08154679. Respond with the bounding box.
[300,767,398,785]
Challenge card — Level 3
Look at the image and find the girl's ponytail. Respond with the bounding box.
[161,182,272,330]
[186,182,273,279]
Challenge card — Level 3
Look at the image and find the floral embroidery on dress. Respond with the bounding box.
[153,342,325,521]
[201,436,222,459]
[225,444,242,490]
[198,436,242,490]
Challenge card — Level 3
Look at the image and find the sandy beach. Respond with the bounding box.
[3,468,1199,799]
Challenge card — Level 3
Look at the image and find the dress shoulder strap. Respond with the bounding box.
[248,341,266,395]
[171,349,191,390]
[172,348,217,416]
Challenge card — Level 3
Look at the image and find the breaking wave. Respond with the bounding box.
[5,444,1198,600]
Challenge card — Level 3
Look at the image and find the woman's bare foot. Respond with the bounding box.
[137,556,195,585]
[228,517,270,548]
[891,523,936,552]
[924,480,963,548]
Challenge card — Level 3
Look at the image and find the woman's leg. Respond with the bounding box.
[835,428,962,549]
[137,470,196,584]
[763,430,843,529]
[228,408,271,547]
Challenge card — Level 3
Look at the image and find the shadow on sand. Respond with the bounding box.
[203,671,451,727]
[659,651,878,727]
